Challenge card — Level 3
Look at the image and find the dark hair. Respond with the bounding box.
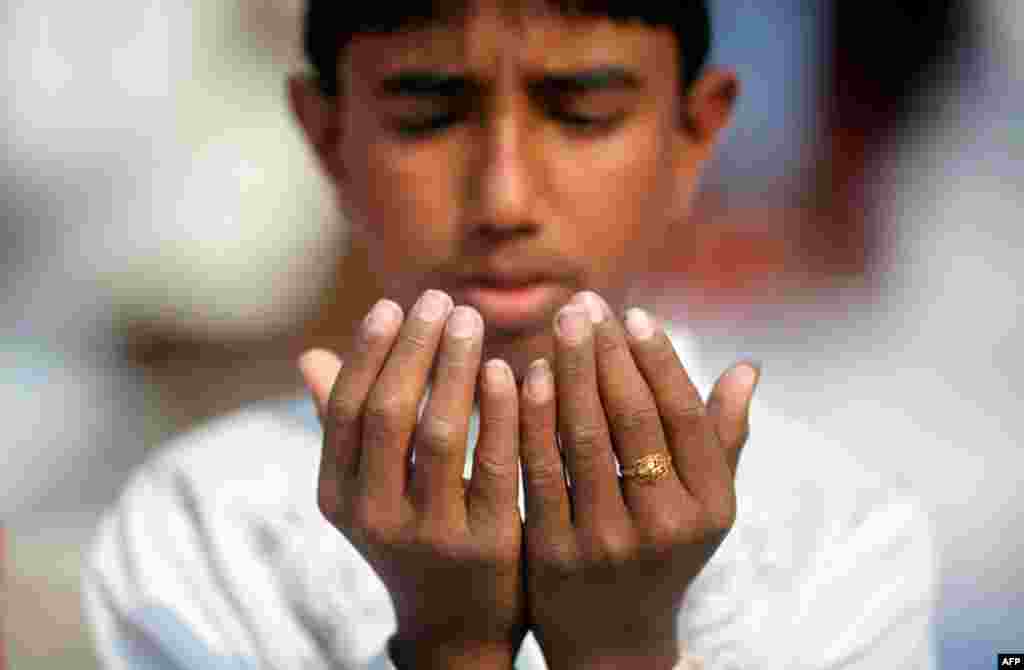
[303,1,711,99]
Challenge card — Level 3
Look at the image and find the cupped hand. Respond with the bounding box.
[517,291,760,670]
[299,290,526,670]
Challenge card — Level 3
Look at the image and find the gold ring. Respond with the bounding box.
[620,453,673,484]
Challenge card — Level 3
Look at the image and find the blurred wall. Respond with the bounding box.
[691,2,1023,666]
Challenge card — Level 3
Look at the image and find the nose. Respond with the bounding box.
[468,111,539,235]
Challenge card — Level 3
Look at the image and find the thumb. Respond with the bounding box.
[297,348,344,425]
[707,361,761,475]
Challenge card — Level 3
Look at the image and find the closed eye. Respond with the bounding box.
[394,108,624,138]
[394,112,459,137]
[550,109,626,132]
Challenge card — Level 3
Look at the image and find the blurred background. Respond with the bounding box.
[2,0,1020,667]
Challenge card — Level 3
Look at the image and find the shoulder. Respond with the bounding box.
[142,397,322,495]
[83,397,394,667]
[95,398,329,552]
[88,395,356,578]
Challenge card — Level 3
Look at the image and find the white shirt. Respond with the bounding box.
[81,325,937,669]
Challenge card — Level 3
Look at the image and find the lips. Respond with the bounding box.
[456,276,568,334]
[462,273,551,288]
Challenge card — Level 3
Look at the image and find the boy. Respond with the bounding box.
[83,2,936,668]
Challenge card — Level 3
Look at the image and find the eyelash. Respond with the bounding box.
[395,110,624,138]
[396,113,458,137]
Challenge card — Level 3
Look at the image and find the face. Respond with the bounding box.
[303,1,732,383]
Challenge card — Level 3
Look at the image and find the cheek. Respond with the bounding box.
[549,127,675,270]
[346,138,459,273]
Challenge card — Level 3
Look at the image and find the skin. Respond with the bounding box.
[290,2,757,668]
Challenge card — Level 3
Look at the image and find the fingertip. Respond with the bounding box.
[524,358,553,405]
[483,358,515,395]
[744,360,762,391]
[737,362,762,409]
[298,347,338,375]
[298,348,343,409]
[720,361,759,400]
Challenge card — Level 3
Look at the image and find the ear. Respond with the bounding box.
[683,67,740,151]
[287,73,346,184]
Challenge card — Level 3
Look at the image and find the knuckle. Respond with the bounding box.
[608,403,661,436]
[641,514,685,548]
[363,395,406,443]
[480,403,515,432]
[397,326,433,353]
[414,522,462,558]
[705,494,737,537]
[473,451,516,481]
[671,389,706,421]
[326,396,361,433]
[417,414,462,454]
[559,352,589,382]
[679,401,707,421]
[437,346,476,375]
[476,525,521,567]
[524,457,566,490]
[350,501,397,546]
[566,422,605,452]
[649,342,680,371]
[665,381,706,418]
[530,535,576,574]
[594,332,627,358]
[582,528,633,566]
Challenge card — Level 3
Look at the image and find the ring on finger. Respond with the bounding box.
[620,452,674,485]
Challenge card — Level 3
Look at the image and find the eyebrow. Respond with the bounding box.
[530,67,643,96]
[375,66,643,99]
[377,71,473,98]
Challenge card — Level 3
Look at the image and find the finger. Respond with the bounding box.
[361,290,454,509]
[298,348,343,425]
[311,299,403,522]
[572,292,683,519]
[300,348,342,521]
[518,357,572,537]
[411,305,483,521]
[553,303,627,529]
[622,308,731,508]
[467,358,521,530]
[706,362,761,475]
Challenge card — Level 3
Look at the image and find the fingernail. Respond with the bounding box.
[485,359,512,389]
[416,290,452,323]
[364,299,399,335]
[576,291,606,324]
[735,361,762,391]
[526,358,552,403]
[446,305,481,339]
[556,306,588,344]
[624,308,655,340]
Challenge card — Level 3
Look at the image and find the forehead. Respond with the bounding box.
[342,1,676,81]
